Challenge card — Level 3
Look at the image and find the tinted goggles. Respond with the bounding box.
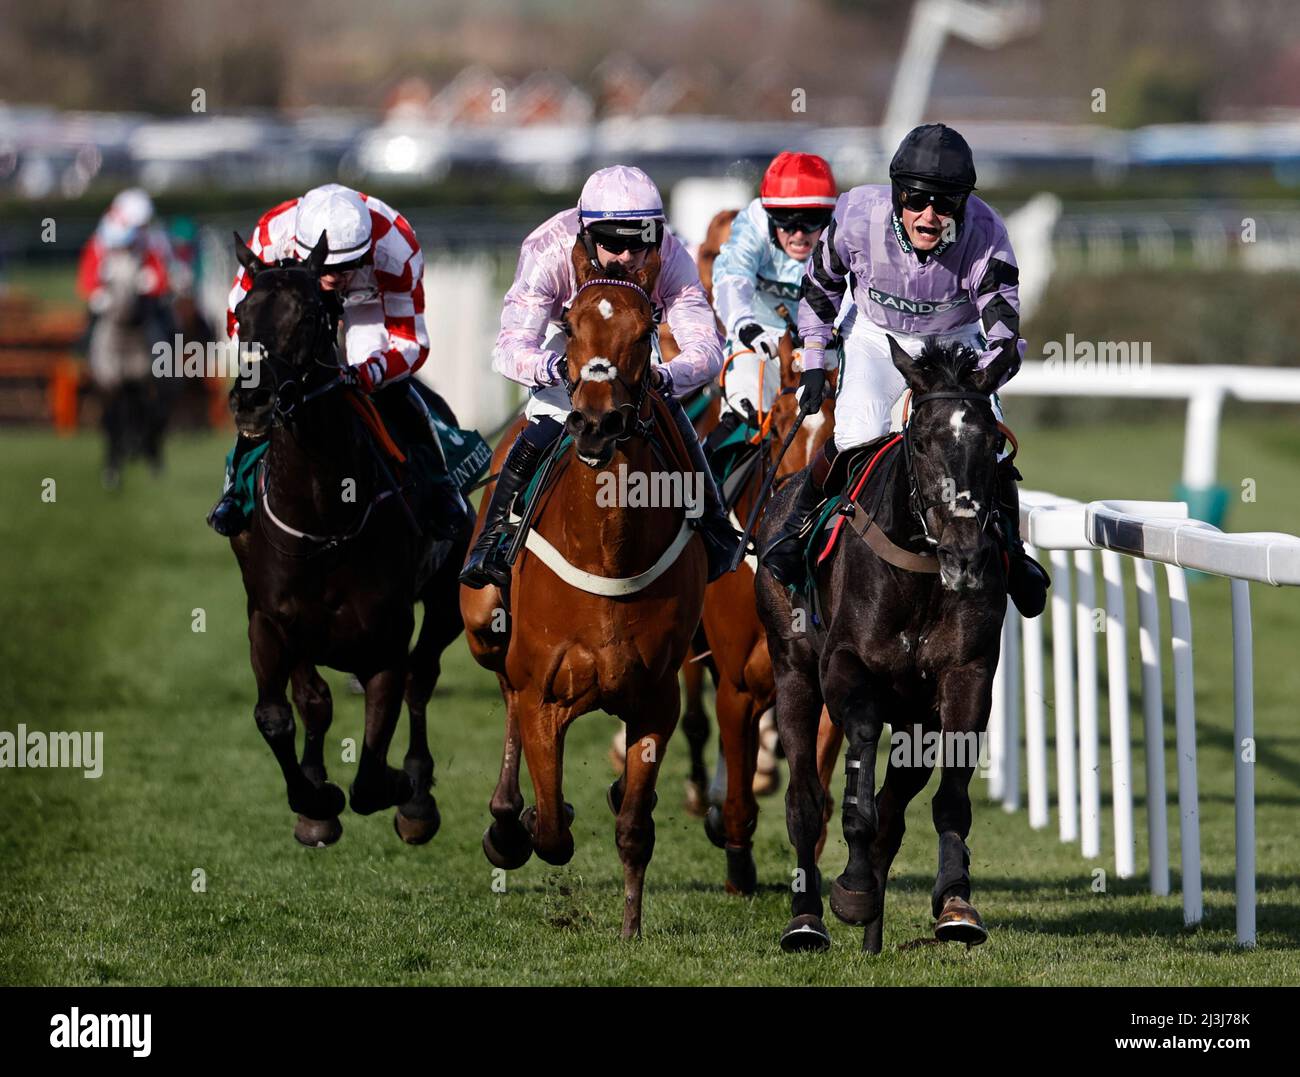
[897,186,967,216]
[769,210,832,235]
[588,220,662,253]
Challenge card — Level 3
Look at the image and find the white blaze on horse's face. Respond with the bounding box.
[949,407,967,439]
[597,298,614,320]
[580,357,618,383]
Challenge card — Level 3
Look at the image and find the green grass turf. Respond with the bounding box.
[1,416,1298,986]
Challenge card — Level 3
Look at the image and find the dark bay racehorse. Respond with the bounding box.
[757,336,1014,953]
[461,243,707,938]
[228,234,470,848]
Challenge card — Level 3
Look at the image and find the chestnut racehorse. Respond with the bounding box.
[698,330,838,893]
[461,242,707,938]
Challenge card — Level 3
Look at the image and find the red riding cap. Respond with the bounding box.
[759,152,837,210]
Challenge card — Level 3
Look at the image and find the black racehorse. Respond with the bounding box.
[757,335,1015,953]
[227,233,471,848]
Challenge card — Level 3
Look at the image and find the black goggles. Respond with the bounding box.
[769,210,831,234]
[588,221,661,253]
[897,186,968,216]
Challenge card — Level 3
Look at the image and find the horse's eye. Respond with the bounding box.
[912,438,926,455]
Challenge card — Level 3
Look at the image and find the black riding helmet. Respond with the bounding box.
[889,123,977,219]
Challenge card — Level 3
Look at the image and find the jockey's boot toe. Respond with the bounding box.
[459,530,510,589]
[761,533,807,588]
[699,514,743,582]
[1007,550,1050,618]
[207,494,248,537]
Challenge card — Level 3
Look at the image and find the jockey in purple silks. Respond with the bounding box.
[762,124,1049,617]
[459,165,742,590]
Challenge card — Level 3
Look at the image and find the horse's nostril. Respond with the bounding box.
[564,410,584,436]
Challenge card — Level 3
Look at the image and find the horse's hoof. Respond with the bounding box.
[294,814,342,848]
[703,805,726,849]
[394,803,441,845]
[934,896,988,946]
[683,780,708,817]
[724,845,757,896]
[780,914,831,953]
[482,823,532,870]
[294,781,346,821]
[830,876,880,926]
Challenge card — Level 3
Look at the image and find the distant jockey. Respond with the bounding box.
[761,124,1049,617]
[206,183,468,538]
[706,152,838,463]
[458,164,741,590]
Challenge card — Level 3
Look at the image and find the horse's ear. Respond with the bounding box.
[304,232,331,275]
[969,339,1017,396]
[234,232,266,276]
[887,334,923,388]
[572,234,600,285]
[632,246,662,294]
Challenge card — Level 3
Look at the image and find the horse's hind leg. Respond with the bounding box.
[679,639,712,817]
[483,683,532,869]
[714,678,760,896]
[814,706,843,862]
[249,613,344,836]
[394,591,463,845]
[290,663,342,847]
[614,677,679,939]
[930,666,995,946]
[350,663,415,816]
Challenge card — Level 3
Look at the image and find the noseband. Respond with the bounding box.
[902,390,998,545]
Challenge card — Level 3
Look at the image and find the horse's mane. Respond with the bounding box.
[913,338,982,389]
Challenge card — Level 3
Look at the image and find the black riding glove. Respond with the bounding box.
[798,367,826,415]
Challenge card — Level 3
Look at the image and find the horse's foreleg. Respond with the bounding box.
[616,677,679,939]
[250,614,343,831]
[518,696,575,867]
[772,664,830,952]
[349,664,413,816]
[930,665,995,946]
[862,706,937,954]
[823,663,887,934]
[289,663,342,846]
[715,678,760,896]
[483,683,533,870]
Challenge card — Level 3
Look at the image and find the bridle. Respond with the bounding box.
[901,389,999,546]
[238,268,344,426]
[561,276,658,442]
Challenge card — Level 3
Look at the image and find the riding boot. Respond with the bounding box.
[206,434,257,536]
[997,457,1050,618]
[702,409,744,464]
[403,383,475,540]
[661,390,742,582]
[459,421,558,589]
[760,441,841,587]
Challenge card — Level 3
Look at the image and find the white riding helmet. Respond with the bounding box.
[293,184,372,266]
[100,187,154,248]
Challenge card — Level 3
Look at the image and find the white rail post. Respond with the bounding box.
[1049,549,1078,843]
[988,630,1006,801]
[1166,565,1202,926]
[1001,613,1021,812]
[1134,559,1170,896]
[1074,549,1102,859]
[1023,542,1050,829]
[1101,550,1136,879]
[1230,578,1256,948]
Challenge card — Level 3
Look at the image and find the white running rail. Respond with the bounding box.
[987,492,1300,947]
